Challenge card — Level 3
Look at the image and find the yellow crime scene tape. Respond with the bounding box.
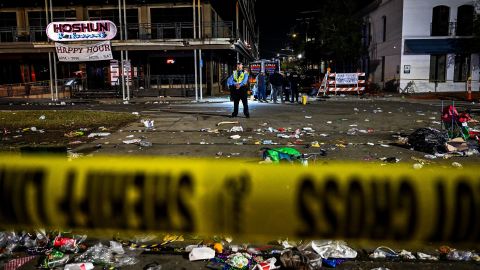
[0,155,479,245]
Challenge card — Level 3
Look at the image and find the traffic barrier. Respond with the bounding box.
[0,155,479,244]
[327,73,366,95]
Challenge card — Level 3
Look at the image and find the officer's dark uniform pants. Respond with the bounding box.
[231,87,249,117]
[291,86,299,103]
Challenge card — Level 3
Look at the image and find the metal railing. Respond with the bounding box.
[125,21,233,40]
[0,80,72,97]
[0,21,234,43]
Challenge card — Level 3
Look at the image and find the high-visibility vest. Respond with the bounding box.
[233,70,245,84]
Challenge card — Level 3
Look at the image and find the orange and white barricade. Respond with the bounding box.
[326,73,366,95]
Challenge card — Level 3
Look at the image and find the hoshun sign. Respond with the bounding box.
[46,20,117,41]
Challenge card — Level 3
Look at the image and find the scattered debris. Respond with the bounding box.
[87,132,111,138]
[217,121,239,126]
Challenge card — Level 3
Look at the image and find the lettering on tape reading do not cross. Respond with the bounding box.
[0,156,479,244]
[0,164,196,232]
[295,172,480,243]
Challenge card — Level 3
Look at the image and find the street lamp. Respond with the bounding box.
[292,33,297,38]
[297,54,303,59]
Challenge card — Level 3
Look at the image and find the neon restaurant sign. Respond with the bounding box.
[46,20,117,41]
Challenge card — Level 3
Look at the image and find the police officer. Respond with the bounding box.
[227,62,250,118]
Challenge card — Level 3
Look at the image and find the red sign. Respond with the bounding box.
[250,63,261,74]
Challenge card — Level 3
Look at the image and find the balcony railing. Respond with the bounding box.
[0,21,234,43]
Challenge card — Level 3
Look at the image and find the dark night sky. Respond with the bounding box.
[256,0,374,59]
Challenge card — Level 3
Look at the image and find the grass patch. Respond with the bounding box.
[0,110,137,130]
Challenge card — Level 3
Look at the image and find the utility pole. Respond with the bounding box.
[118,0,125,100]
[193,0,198,101]
[49,0,58,101]
[45,0,54,101]
[198,0,203,101]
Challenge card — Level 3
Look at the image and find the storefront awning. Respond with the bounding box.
[404,38,474,54]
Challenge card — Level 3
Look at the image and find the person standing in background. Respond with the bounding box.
[227,62,250,118]
[289,71,300,103]
[256,72,267,102]
[269,70,283,104]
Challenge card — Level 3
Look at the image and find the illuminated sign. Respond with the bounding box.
[46,20,117,41]
[166,59,175,64]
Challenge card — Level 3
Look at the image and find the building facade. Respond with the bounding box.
[0,0,258,99]
[362,0,479,93]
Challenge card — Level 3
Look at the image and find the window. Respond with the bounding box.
[431,5,450,36]
[89,9,138,39]
[88,9,138,26]
[0,12,17,42]
[28,12,48,41]
[381,56,385,82]
[429,55,446,82]
[456,5,474,36]
[382,16,386,42]
[454,54,471,82]
[52,10,76,22]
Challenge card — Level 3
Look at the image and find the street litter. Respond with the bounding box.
[217,121,239,126]
[407,128,448,154]
[87,132,111,138]
[451,162,463,169]
[305,116,312,119]
[65,131,84,138]
[123,139,142,144]
[413,163,423,169]
[417,252,438,260]
[139,141,153,147]
[230,135,241,140]
[64,263,94,270]
[254,257,278,270]
[262,147,325,166]
[229,126,244,132]
[347,128,358,135]
[306,240,357,259]
[141,119,154,129]
[379,157,400,163]
[226,253,251,268]
[39,115,46,120]
[370,246,398,259]
[446,137,468,152]
[189,247,215,261]
[302,127,314,132]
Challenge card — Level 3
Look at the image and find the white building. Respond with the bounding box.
[362,0,479,93]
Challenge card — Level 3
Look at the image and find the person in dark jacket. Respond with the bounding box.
[269,71,284,104]
[256,72,267,102]
[289,71,300,103]
[227,62,250,118]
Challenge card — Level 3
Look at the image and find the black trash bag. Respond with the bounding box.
[408,128,448,154]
